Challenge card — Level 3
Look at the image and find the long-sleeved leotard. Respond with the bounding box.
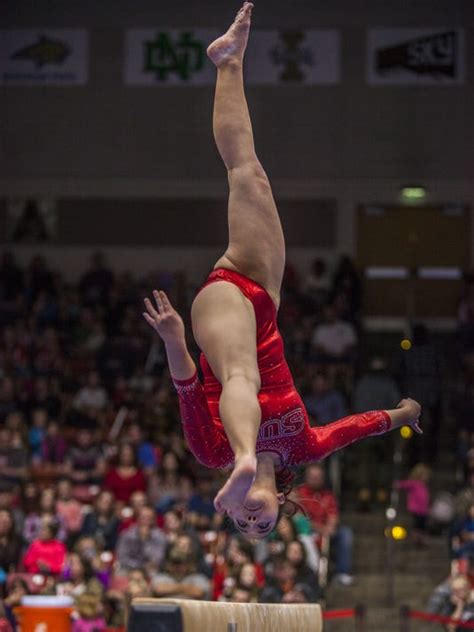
[173,268,391,470]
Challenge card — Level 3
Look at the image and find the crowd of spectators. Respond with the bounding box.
[0,248,466,630]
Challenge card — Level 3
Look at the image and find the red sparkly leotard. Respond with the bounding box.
[173,268,391,470]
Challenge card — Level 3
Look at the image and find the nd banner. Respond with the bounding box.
[124,28,341,85]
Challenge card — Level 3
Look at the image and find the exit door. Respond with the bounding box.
[357,205,469,317]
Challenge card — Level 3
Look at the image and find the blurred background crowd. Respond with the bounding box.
[0,249,474,629]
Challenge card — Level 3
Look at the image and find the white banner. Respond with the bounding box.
[125,29,218,85]
[125,28,340,85]
[0,29,88,85]
[367,28,465,85]
[246,29,340,85]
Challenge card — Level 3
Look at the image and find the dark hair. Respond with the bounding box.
[0,508,15,536]
[116,442,139,468]
[275,468,305,519]
[45,519,60,539]
[285,539,307,569]
[230,536,255,564]
[271,553,293,569]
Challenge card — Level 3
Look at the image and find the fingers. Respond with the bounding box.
[159,290,173,312]
[142,312,156,330]
[144,297,159,321]
[153,289,165,313]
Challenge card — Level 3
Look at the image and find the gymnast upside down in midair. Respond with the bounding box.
[143,2,422,538]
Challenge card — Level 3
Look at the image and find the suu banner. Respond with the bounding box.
[0,29,88,85]
[367,28,465,85]
[124,28,341,85]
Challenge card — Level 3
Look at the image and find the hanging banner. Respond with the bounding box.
[124,29,218,85]
[124,28,341,85]
[0,29,88,85]
[246,29,340,85]
[367,28,465,85]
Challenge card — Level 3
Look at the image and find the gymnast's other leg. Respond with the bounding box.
[191,3,285,513]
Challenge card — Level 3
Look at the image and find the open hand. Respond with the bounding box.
[143,290,185,345]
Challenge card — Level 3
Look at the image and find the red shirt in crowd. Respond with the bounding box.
[104,468,147,503]
[173,269,390,470]
[296,485,339,530]
[22,539,67,575]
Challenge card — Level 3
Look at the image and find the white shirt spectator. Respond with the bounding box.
[312,320,357,357]
[73,385,108,410]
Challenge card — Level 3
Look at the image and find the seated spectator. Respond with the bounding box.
[72,591,107,632]
[118,490,150,533]
[104,443,147,505]
[331,255,361,320]
[79,252,114,307]
[152,547,210,600]
[262,515,319,575]
[123,421,159,474]
[80,490,120,551]
[56,478,84,543]
[73,371,108,413]
[64,428,106,485]
[302,257,330,311]
[285,540,321,601]
[30,377,61,420]
[28,408,48,461]
[105,568,152,628]
[187,474,217,529]
[0,378,17,425]
[213,536,265,601]
[311,304,358,365]
[57,552,104,598]
[173,531,211,578]
[396,464,431,546]
[428,574,474,627]
[0,510,22,575]
[22,518,66,575]
[40,419,68,466]
[298,464,354,586]
[149,451,192,514]
[303,372,347,426]
[234,562,262,602]
[116,506,166,573]
[260,555,313,604]
[0,481,24,535]
[3,577,28,628]
[453,504,474,560]
[0,427,28,484]
[227,585,253,603]
[23,486,66,544]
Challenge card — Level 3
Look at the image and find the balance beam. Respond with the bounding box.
[128,598,323,632]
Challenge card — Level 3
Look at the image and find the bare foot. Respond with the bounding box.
[396,398,422,433]
[214,453,257,514]
[207,2,254,67]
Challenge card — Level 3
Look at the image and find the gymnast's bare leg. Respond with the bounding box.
[191,2,285,514]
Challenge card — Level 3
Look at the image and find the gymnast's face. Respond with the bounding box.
[230,488,285,539]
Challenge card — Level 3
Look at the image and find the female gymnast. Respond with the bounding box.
[143,2,422,538]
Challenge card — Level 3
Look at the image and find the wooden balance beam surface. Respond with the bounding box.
[128,598,323,632]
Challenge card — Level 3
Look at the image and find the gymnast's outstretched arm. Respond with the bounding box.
[143,290,196,381]
[143,290,232,468]
[304,399,422,463]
